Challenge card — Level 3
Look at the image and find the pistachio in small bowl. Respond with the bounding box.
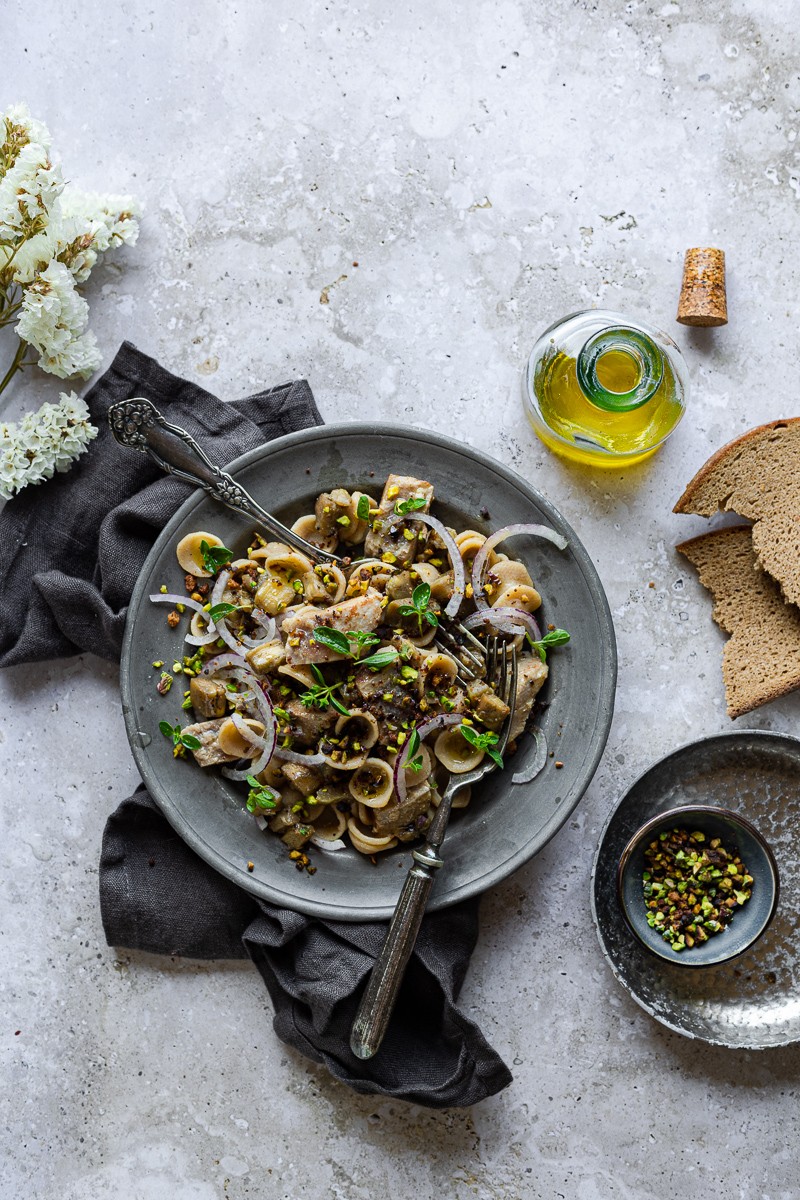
[616,805,779,968]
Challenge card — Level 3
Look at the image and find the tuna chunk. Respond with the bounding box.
[182,718,238,767]
[281,823,314,850]
[364,474,434,567]
[284,698,337,745]
[373,782,432,838]
[314,489,351,543]
[466,679,510,733]
[280,760,324,797]
[281,590,384,665]
[245,641,285,674]
[189,676,228,720]
[509,655,549,740]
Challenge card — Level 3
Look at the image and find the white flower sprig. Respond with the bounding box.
[0,391,98,500]
[0,103,142,390]
[0,102,141,496]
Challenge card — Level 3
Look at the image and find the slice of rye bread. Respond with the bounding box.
[677,525,800,718]
[674,418,800,607]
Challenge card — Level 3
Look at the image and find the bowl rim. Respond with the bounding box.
[120,419,618,919]
[615,802,780,969]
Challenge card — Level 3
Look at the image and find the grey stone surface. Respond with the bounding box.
[3,0,800,1195]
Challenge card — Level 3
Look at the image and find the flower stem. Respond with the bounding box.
[0,338,29,399]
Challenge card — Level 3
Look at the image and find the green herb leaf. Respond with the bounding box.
[360,646,400,671]
[399,581,438,634]
[403,727,425,771]
[394,496,427,515]
[312,626,351,655]
[412,581,431,610]
[300,665,351,715]
[200,539,234,573]
[460,724,503,767]
[356,494,371,521]
[346,630,380,657]
[529,628,571,663]
[208,601,239,622]
[160,718,200,750]
[246,774,278,813]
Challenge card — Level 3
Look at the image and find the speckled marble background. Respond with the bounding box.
[3,1,800,1196]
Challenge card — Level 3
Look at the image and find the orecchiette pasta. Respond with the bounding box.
[153,472,562,871]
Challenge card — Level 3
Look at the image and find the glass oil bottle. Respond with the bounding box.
[523,310,689,467]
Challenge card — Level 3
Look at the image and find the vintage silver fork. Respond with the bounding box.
[350,637,518,1060]
[107,396,492,651]
[107,396,349,565]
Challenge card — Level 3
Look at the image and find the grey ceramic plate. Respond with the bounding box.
[121,422,617,920]
[592,731,800,1048]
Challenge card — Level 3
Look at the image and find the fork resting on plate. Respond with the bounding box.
[107,396,487,657]
[349,636,518,1060]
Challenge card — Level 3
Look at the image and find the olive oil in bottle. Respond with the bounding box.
[523,310,689,467]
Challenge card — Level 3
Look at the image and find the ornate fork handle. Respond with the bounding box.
[107,397,346,564]
[349,779,461,1061]
[350,643,518,1061]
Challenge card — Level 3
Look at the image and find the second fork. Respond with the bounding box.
[349,637,518,1060]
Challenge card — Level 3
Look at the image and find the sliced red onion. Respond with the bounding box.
[471,523,568,611]
[392,712,464,805]
[149,593,206,614]
[254,814,269,831]
[469,523,567,638]
[274,747,327,766]
[215,616,244,653]
[238,630,269,649]
[201,651,248,676]
[512,729,548,785]
[310,835,347,851]
[462,605,542,642]
[253,610,276,636]
[211,570,230,607]
[221,670,277,779]
[185,627,219,647]
[405,511,466,619]
[230,712,267,750]
[238,610,277,650]
[206,569,245,652]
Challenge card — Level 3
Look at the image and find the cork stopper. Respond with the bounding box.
[677,247,727,327]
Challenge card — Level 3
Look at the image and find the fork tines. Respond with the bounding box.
[435,620,486,682]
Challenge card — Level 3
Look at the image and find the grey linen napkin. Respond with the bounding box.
[0,342,512,1107]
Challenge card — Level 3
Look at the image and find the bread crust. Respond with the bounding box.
[674,418,800,608]
[673,417,800,515]
[677,525,800,718]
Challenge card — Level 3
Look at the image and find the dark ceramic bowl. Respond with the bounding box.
[617,805,779,968]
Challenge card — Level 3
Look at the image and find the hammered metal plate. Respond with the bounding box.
[591,730,800,1048]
